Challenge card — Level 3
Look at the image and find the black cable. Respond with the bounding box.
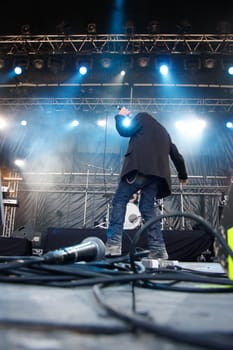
[0,256,44,271]
[0,318,130,335]
[129,211,233,273]
[93,282,233,350]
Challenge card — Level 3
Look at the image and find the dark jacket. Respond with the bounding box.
[115,112,188,198]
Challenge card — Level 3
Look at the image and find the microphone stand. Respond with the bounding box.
[83,167,90,228]
[180,183,185,230]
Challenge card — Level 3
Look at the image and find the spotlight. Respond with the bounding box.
[21,24,31,35]
[221,57,233,75]
[76,59,92,76]
[14,159,25,168]
[14,67,22,75]
[13,57,29,75]
[71,120,79,127]
[100,57,112,69]
[32,58,45,70]
[97,119,106,127]
[137,56,150,68]
[79,65,87,75]
[226,122,233,129]
[203,58,217,69]
[156,57,171,76]
[159,64,169,75]
[87,23,96,34]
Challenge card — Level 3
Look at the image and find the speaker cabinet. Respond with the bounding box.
[0,236,32,256]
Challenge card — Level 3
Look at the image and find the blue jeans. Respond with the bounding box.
[107,174,166,250]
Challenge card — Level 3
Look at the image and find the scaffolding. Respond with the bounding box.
[1,171,21,237]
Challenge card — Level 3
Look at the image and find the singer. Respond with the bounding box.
[43,236,106,264]
[105,106,188,258]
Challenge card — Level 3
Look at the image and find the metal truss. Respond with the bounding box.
[1,96,233,113]
[17,172,231,195]
[1,33,233,55]
[1,171,20,237]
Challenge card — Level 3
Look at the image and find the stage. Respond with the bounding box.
[0,258,232,350]
[0,222,232,349]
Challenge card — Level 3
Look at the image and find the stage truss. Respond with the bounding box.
[1,96,233,113]
[0,33,233,55]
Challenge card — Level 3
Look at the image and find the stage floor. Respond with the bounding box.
[0,259,232,350]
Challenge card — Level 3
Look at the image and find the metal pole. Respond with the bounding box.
[83,167,89,227]
[180,183,185,229]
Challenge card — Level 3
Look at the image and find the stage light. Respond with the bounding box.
[79,65,88,75]
[0,118,6,129]
[20,120,27,126]
[175,118,206,135]
[21,24,31,35]
[203,58,217,70]
[76,59,92,76]
[32,58,45,70]
[14,159,25,168]
[97,119,106,127]
[221,57,233,75]
[228,66,233,75]
[100,57,112,69]
[156,57,171,76]
[71,120,79,127]
[159,64,169,75]
[87,23,96,34]
[14,66,22,75]
[13,57,29,75]
[137,56,150,68]
[226,121,233,129]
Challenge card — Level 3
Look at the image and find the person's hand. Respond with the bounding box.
[179,178,188,185]
[118,106,131,116]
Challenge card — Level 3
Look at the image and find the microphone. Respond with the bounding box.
[43,236,106,264]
